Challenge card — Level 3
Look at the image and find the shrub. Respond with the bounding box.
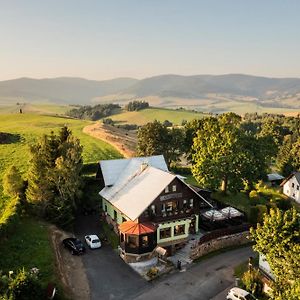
[0,269,44,300]
[272,198,292,211]
[146,267,159,279]
[256,205,268,223]
[241,268,263,297]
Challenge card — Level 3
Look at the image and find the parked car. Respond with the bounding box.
[85,234,101,249]
[62,238,86,255]
[226,287,257,300]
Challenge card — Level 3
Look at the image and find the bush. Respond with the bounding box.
[241,268,263,297]
[146,267,159,279]
[256,205,268,223]
[0,269,44,300]
[271,198,292,211]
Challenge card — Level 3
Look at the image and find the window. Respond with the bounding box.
[104,204,107,212]
[174,224,185,236]
[189,198,194,208]
[292,183,295,188]
[159,227,171,239]
[161,203,166,212]
[172,185,177,192]
[120,233,124,242]
[122,217,127,223]
[183,199,188,209]
[114,210,117,220]
[297,185,299,191]
[165,186,169,193]
[127,235,138,248]
[141,236,148,247]
[151,205,156,215]
[166,202,173,212]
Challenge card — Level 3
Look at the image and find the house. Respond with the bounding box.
[96,155,212,262]
[281,172,300,203]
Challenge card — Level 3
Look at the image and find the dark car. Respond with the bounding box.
[62,238,86,255]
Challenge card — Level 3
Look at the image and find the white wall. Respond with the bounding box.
[283,176,300,203]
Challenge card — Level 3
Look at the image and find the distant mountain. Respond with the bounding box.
[124,74,300,99]
[0,77,138,104]
[1,74,300,111]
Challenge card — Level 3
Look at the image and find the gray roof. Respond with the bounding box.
[100,165,176,220]
[267,173,284,181]
[99,155,168,186]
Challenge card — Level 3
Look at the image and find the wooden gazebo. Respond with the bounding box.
[119,221,157,256]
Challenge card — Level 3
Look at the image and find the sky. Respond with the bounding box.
[1,0,300,81]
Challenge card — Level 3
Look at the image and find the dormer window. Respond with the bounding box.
[172,185,177,192]
[165,186,169,193]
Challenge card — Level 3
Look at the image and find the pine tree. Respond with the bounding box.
[26,127,83,226]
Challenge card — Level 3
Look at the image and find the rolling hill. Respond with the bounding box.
[1,74,300,113]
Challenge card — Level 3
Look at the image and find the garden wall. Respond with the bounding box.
[190,231,249,260]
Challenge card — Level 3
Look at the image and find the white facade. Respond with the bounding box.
[259,254,275,280]
[283,174,300,203]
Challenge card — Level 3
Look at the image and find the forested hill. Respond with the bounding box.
[1,74,300,110]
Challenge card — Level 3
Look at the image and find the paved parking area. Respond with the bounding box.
[74,215,148,300]
[75,215,253,300]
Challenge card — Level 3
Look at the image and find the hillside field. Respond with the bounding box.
[109,107,207,125]
[0,114,122,204]
[0,102,76,115]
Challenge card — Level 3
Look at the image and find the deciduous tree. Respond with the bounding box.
[250,208,300,299]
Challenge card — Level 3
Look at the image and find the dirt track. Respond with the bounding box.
[83,122,136,158]
[49,226,90,300]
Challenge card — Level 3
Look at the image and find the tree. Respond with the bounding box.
[276,135,300,176]
[26,126,83,226]
[137,120,184,166]
[2,166,25,199]
[250,208,300,299]
[192,113,272,192]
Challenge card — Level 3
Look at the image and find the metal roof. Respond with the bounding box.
[267,173,284,181]
[100,165,176,221]
[99,155,168,186]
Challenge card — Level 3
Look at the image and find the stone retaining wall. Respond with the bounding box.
[190,231,249,260]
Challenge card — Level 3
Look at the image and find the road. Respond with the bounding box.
[75,215,253,300]
[133,246,254,300]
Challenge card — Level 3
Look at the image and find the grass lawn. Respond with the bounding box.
[109,107,206,125]
[0,217,56,285]
[100,221,119,249]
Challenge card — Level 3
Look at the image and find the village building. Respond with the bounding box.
[281,172,300,203]
[96,155,212,262]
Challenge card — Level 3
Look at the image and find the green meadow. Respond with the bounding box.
[109,107,206,125]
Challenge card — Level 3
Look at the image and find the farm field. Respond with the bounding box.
[109,107,207,125]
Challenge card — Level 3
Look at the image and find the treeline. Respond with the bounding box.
[67,103,120,120]
[137,113,300,191]
[125,100,149,111]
